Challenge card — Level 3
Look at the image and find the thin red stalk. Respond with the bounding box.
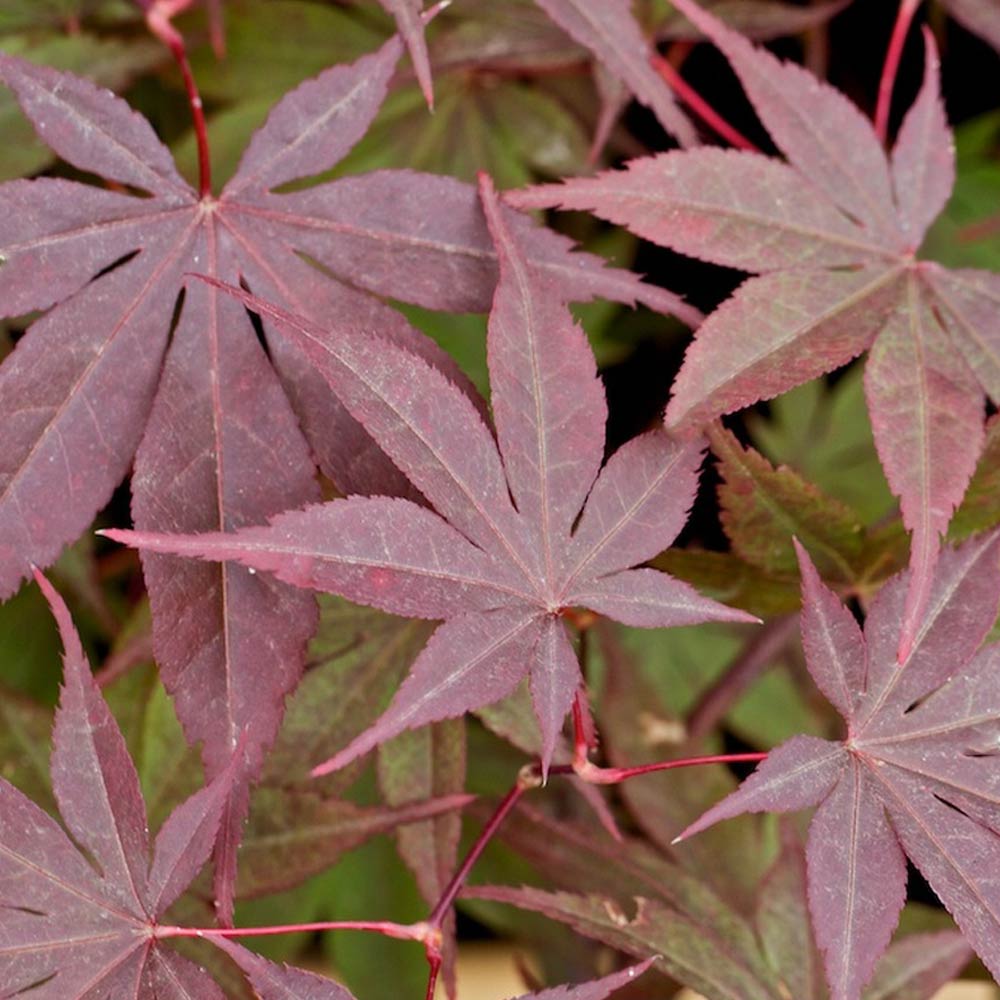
[156,920,423,941]
[427,779,529,928]
[574,752,768,786]
[651,53,760,152]
[146,3,212,196]
[874,0,921,142]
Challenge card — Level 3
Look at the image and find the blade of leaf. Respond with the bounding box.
[210,937,357,1000]
[667,0,902,245]
[922,265,1000,403]
[38,570,151,914]
[236,786,471,898]
[529,616,581,776]
[874,764,1000,984]
[225,35,402,196]
[510,149,889,272]
[864,275,985,662]
[314,608,543,775]
[712,424,867,584]
[794,539,867,721]
[676,735,846,842]
[131,273,320,923]
[0,231,189,599]
[665,266,905,432]
[806,759,907,1000]
[565,430,705,583]
[0,52,190,198]
[378,0,435,108]
[569,566,757,628]
[942,0,1000,52]
[241,170,700,322]
[890,29,955,250]
[532,0,697,145]
[479,172,607,580]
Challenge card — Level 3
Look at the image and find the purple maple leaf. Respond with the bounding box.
[0,34,693,919]
[0,571,237,999]
[103,173,753,777]
[674,530,1000,1000]
[511,0,996,664]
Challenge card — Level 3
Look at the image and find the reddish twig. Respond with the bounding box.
[155,919,425,941]
[874,0,921,142]
[144,1,212,196]
[651,53,760,152]
[570,751,768,786]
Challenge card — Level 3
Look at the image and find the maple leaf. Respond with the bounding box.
[0,35,691,918]
[103,173,753,777]
[511,0,997,663]
[672,530,1000,1000]
[0,571,237,999]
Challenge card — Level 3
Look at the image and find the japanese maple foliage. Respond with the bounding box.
[0,27,692,920]
[675,530,1000,1000]
[104,173,752,779]
[4,3,1000,999]
[512,0,999,664]
[0,570,651,1000]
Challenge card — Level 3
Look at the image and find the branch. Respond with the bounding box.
[874,0,921,142]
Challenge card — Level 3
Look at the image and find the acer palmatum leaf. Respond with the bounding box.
[674,531,1000,1000]
[532,0,697,146]
[0,36,691,919]
[104,174,753,779]
[511,3,994,664]
[0,572,236,999]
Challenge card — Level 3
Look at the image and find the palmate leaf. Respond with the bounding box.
[0,574,472,999]
[0,35,689,919]
[105,173,752,778]
[0,572,235,999]
[512,0,996,663]
[674,530,1000,1000]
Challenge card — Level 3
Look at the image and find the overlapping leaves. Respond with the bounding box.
[513,0,1000,663]
[105,173,751,777]
[0,571,649,1000]
[0,30,688,916]
[674,530,1000,1000]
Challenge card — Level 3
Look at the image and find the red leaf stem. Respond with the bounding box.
[145,1,212,196]
[572,751,769,785]
[874,0,922,143]
[650,53,759,151]
[155,920,426,941]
